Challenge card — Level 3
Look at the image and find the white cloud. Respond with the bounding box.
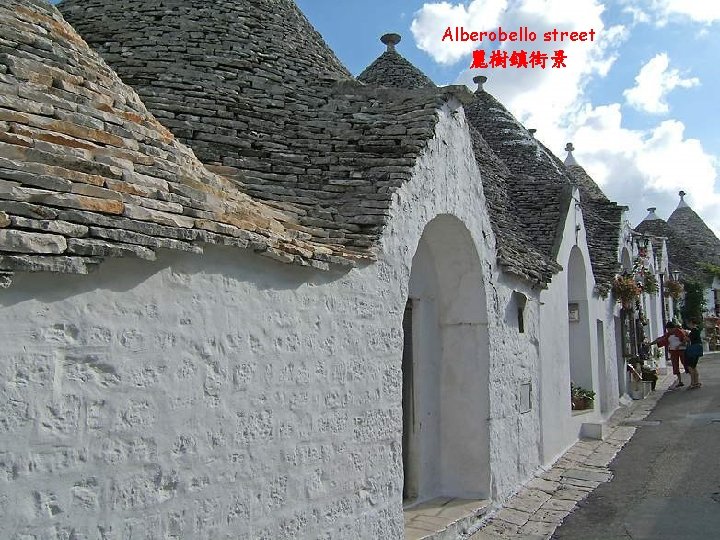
[569,108,720,234]
[621,4,651,24]
[410,0,509,64]
[413,0,627,157]
[621,0,720,25]
[410,0,720,237]
[623,53,699,113]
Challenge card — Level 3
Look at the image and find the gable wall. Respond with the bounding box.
[0,104,543,538]
[539,191,621,464]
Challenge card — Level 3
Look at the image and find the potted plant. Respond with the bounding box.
[612,275,641,309]
[571,383,596,411]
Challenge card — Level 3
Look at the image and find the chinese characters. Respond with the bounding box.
[470,49,568,69]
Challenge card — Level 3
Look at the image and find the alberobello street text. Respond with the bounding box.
[442,26,596,43]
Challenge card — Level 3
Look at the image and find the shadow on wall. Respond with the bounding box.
[0,244,357,307]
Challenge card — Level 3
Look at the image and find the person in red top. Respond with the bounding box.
[651,322,688,387]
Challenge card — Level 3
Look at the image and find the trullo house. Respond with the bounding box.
[0,0,675,538]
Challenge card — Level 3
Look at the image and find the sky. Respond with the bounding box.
[295,0,720,237]
[49,0,719,237]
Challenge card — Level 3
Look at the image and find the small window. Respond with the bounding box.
[511,291,528,334]
[517,306,525,333]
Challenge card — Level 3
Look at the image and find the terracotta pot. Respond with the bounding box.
[572,397,593,410]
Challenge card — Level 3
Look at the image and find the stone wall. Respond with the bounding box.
[538,191,620,464]
[1,104,544,538]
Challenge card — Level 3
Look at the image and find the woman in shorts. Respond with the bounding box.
[652,322,687,387]
[684,319,704,389]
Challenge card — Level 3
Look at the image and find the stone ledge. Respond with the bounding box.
[405,497,491,540]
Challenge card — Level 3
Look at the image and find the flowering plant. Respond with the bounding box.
[665,280,684,300]
[643,273,659,294]
[571,383,595,410]
[612,275,641,307]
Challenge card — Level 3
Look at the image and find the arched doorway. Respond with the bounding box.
[616,247,633,396]
[567,246,593,397]
[647,266,659,340]
[402,215,491,504]
[621,247,632,274]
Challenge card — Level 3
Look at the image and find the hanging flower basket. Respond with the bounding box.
[643,273,659,295]
[612,275,641,308]
[665,280,683,300]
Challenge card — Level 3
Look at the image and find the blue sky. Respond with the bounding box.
[296,0,720,235]
[51,0,719,235]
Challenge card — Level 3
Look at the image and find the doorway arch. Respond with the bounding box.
[567,246,593,394]
[621,247,632,274]
[402,215,491,504]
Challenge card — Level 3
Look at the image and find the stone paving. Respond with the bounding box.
[405,498,491,540]
[464,373,675,540]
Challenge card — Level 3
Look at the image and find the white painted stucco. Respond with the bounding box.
[704,277,720,317]
[0,102,545,539]
[538,190,624,465]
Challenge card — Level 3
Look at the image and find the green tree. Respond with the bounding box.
[680,281,706,322]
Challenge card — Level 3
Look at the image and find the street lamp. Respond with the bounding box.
[670,270,681,323]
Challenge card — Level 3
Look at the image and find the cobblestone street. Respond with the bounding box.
[464,370,680,539]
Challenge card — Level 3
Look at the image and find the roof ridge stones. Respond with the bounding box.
[59,1,454,251]
[465,78,577,261]
[0,0,365,286]
[358,39,558,285]
[637,193,720,284]
[466,79,625,295]
[358,33,437,90]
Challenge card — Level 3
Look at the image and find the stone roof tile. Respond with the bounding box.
[465,79,625,294]
[667,203,720,263]
[59,0,451,251]
[465,81,575,260]
[659,194,720,283]
[634,217,705,282]
[564,160,624,296]
[358,34,436,90]
[0,0,366,285]
[467,126,561,285]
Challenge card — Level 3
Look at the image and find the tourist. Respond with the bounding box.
[684,319,704,389]
[651,322,687,387]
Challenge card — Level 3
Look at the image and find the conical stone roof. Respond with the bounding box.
[635,215,702,282]
[358,34,436,89]
[59,0,352,169]
[562,144,624,295]
[0,0,361,283]
[359,40,557,285]
[59,0,457,251]
[465,77,624,294]
[563,144,609,203]
[464,76,573,261]
[466,125,560,285]
[667,194,720,262]
[664,192,720,282]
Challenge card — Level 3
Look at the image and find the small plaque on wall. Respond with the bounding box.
[519,382,532,413]
[568,303,580,322]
